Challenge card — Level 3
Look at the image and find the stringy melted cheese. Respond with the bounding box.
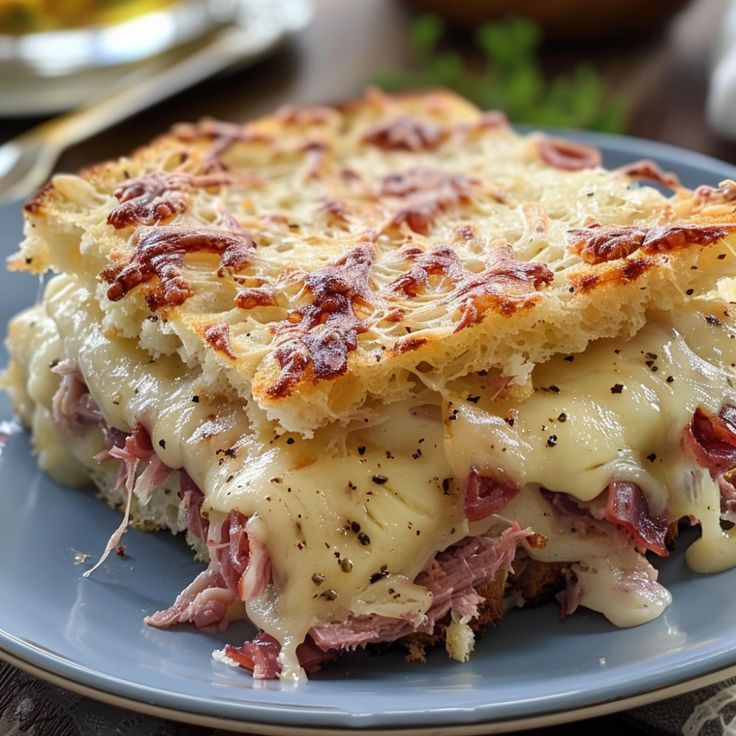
[10,274,736,677]
[446,298,736,578]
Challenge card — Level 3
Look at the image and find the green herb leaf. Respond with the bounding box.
[410,14,444,61]
[375,15,627,133]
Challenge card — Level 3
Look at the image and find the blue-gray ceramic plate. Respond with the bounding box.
[1,132,736,735]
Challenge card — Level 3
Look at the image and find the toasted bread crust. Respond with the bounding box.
[399,559,566,663]
[11,89,736,434]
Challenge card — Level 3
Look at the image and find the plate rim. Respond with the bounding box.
[5,646,736,735]
[1,128,736,732]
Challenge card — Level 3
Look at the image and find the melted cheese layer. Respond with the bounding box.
[446,299,736,576]
[11,275,736,676]
[43,275,473,678]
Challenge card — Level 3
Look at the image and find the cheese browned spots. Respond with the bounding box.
[12,90,736,437]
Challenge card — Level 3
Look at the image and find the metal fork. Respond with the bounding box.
[0,0,311,204]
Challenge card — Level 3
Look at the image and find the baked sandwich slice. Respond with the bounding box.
[5,88,736,680]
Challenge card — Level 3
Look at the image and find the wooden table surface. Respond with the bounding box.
[0,1,732,735]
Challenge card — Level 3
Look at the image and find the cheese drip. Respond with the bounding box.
[41,275,471,679]
[10,275,736,674]
[445,299,736,577]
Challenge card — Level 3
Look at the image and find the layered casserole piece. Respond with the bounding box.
[5,89,736,679]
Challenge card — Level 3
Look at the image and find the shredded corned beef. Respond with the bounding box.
[684,405,736,473]
[51,359,103,431]
[179,471,209,542]
[464,467,520,521]
[83,428,143,579]
[220,523,530,678]
[48,367,270,605]
[85,421,175,578]
[95,426,129,462]
[133,455,174,505]
[605,481,668,557]
[224,632,281,679]
[238,534,272,601]
[212,510,251,593]
[210,510,271,602]
[223,632,337,680]
[150,506,272,630]
[105,423,174,505]
[312,524,528,651]
[145,564,239,631]
[683,404,736,512]
[542,484,667,556]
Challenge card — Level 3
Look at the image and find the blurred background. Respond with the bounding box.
[0,0,734,187]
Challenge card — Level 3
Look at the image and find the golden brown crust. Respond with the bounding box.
[568,223,736,266]
[23,181,55,216]
[472,568,509,628]
[510,558,566,605]
[12,88,736,434]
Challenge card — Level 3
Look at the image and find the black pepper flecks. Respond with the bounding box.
[357,446,366,456]
[546,435,558,447]
[312,573,325,585]
[158,439,166,450]
[540,384,560,394]
[557,412,567,422]
[706,315,722,326]
[610,383,624,394]
[286,437,295,445]
[192,395,200,403]
[357,532,371,546]
[372,474,388,484]
[646,453,657,462]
